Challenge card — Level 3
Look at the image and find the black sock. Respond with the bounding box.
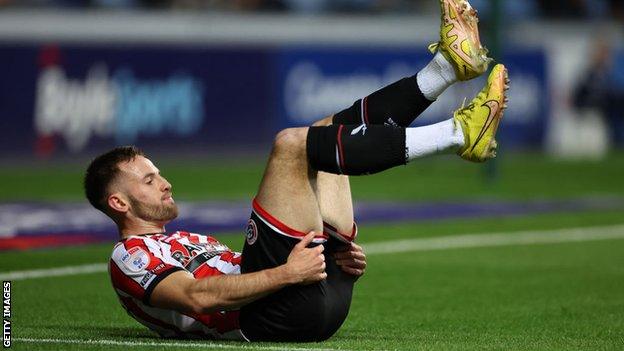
[332,75,432,127]
[306,125,406,176]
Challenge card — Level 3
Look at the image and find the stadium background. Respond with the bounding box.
[1,1,623,350]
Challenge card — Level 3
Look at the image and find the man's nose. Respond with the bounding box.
[161,178,172,192]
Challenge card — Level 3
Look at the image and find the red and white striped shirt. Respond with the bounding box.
[109,231,245,340]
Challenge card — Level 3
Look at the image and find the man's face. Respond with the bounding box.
[112,155,179,223]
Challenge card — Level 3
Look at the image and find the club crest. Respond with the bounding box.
[246,219,258,245]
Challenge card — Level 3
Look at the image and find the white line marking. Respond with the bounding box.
[3,224,624,281]
[13,337,349,351]
[0,263,107,281]
[363,224,624,255]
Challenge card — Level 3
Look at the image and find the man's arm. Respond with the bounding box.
[150,232,326,315]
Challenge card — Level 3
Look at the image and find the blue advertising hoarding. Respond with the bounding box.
[275,46,547,147]
[0,44,275,158]
[0,43,547,159]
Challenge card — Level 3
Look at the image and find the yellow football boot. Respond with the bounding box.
[429,0,492,81]
[454,64,509,162]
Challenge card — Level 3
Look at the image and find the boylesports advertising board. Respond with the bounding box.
[0,43,546,158]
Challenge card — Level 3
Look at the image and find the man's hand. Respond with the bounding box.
[334,243,366,278]
[283,232,327,284]
[151,231,327,314]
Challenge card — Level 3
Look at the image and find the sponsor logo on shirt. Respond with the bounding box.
[121,247,150,272]
[150,263,166,274]
[139,271,154,288]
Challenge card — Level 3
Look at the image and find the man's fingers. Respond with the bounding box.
[333,251,354,260]
[340,266,363,276]
[336,242,363,252]
[351,243,363,251]
[350,251,366,261]
[334,250,365,260]
[316,244,325,254]
[296,231,316,249]
[335,258,347,266]
[302,269,327,285]
[333,251,348,260]
[335,259,366,269]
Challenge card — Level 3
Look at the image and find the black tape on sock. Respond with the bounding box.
[307,125,406,176]
[332,76,432,127]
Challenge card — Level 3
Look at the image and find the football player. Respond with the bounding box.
[84,0,508,342]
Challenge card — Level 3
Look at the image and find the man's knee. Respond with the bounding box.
[272,127,308,158]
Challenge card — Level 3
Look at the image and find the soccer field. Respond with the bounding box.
[2,152,624,350]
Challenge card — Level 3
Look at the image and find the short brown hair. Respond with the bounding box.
[84,146,145,213]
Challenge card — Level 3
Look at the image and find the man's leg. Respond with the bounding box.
[307,118,358,341]
[241,64,508,343]
[311,117,356,240]
[332,0,492,128]
[242,55,506,343]
[240,65,508,340]
[308,64,509,178]
[253,0,496,234]
[250,120,354,238]
[254,128,324,235]
[241,0,501,341]
[242,125,357,341]
[241,126,348,342]
[315,172,355,238]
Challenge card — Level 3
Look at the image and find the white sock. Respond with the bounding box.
[405,118,465,161]
[416,52,458,101]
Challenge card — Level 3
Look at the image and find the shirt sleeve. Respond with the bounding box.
[110,237,185,306]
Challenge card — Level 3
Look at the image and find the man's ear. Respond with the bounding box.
[108,193,129,214]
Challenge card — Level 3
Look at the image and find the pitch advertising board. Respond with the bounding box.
[0,44,274,158]
[275,46,547,147]
[0,43,547,159]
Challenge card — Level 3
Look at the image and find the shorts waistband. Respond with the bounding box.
[252,198,328,243]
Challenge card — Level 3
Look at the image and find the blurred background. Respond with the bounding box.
[2,3,624,349]
[0,0,623,249]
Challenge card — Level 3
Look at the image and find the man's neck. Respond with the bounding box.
[119,220,167,239]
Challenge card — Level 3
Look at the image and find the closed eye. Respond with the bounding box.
[143,172,156,184]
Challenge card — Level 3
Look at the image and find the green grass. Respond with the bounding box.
[6,214,624,350]
[1,152,624,202]
[353,239,624,350]
[3,151,624,350]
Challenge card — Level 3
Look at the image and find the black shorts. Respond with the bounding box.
[239,199,357,342]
